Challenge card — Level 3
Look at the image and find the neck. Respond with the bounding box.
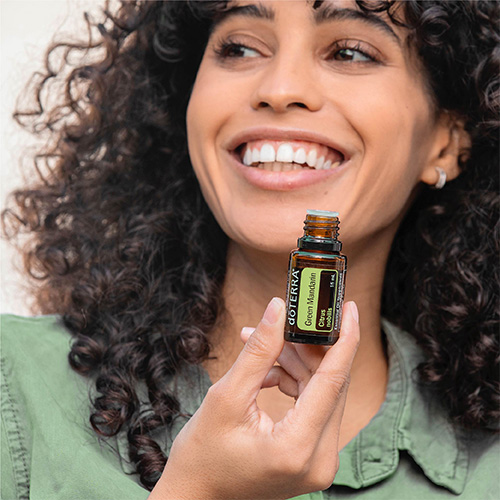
[205,230,396,448]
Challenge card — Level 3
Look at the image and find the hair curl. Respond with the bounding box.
[2,0,499,490]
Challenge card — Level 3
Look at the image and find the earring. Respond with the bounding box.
[433,167,447,189]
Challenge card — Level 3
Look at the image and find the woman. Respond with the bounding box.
[1,1,498,499]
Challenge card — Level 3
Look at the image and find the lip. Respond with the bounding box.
[224,127,352,191]
[228,153,350,191]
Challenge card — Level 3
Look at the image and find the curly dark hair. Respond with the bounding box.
[2,0,499,490]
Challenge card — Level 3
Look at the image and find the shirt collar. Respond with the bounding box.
[333,319,469,494]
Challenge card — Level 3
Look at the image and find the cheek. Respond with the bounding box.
[186,63,222,199]
[333,75,436,234]
[186,63,211,168]
[186,56,244,168]
[186,61,244,238]
[349,74,433,168]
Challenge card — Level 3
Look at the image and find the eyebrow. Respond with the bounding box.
[314,5,401,45]
[212,3,274,29]
[212,2,400,46]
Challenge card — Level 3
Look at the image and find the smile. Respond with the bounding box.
[238,140,344,172]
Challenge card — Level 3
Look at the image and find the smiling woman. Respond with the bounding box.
[1,1,498,499]
[187,0,443,250]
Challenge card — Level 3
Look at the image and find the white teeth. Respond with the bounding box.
[306,149,317,167]
[276,143,294,163]
[243,148,252,166]
[260,143,276,163]
[294,148,306,164]
[242,142,342,170]
[252,148,260,164]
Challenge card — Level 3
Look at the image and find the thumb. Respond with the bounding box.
[223,297,285,401]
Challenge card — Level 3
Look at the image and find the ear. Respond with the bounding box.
[420,114,471,187]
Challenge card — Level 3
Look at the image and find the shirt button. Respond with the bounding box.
[365,446,383,462]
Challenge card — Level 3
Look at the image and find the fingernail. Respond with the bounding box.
[241,327,255,337]
[262,297,283,326]
[349,301,359,324]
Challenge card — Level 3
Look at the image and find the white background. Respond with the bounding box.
[1,0,100,314]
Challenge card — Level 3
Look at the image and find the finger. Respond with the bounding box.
[294,343,330,373]
[240,326,312,397]
[293,301,360,433]
[304,387,349,488]
[311,377,349,463]
[240,327,255,343]
[243,326,312,394]
[221,297,286,402]
[276,343,312,392]
[262,366,299,399]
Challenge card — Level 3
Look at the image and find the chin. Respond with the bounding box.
[218,210,304,255]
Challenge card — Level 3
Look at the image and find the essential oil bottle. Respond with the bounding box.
[284,210,347,345]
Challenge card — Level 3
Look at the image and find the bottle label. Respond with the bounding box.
[293,267,338,333]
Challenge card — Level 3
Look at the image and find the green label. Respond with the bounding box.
[297,268,338,332]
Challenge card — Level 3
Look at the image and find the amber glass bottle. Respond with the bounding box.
[284,210,347,345]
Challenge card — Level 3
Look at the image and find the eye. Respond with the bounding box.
[215,42,260,59]
[328,41,379,63]
[333,47,373,62]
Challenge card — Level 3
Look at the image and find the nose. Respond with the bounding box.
[250,51,324,113]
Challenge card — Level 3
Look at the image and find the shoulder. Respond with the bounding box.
[380,320,499,498]
[0,313,83,431]
[1,314,82,500]
[1,313,71,348]
[1,313,73,374]
[1,314,149,499]
[1,314,76,393]
[1,313,72,357]
[461,429,500,499]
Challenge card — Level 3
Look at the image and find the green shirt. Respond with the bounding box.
[1,314,498,499]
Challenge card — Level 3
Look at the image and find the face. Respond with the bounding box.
[187,0,442,255]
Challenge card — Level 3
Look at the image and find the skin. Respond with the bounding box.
[149,1,467,498]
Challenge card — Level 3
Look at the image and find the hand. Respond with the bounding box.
[148,298,360,500]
